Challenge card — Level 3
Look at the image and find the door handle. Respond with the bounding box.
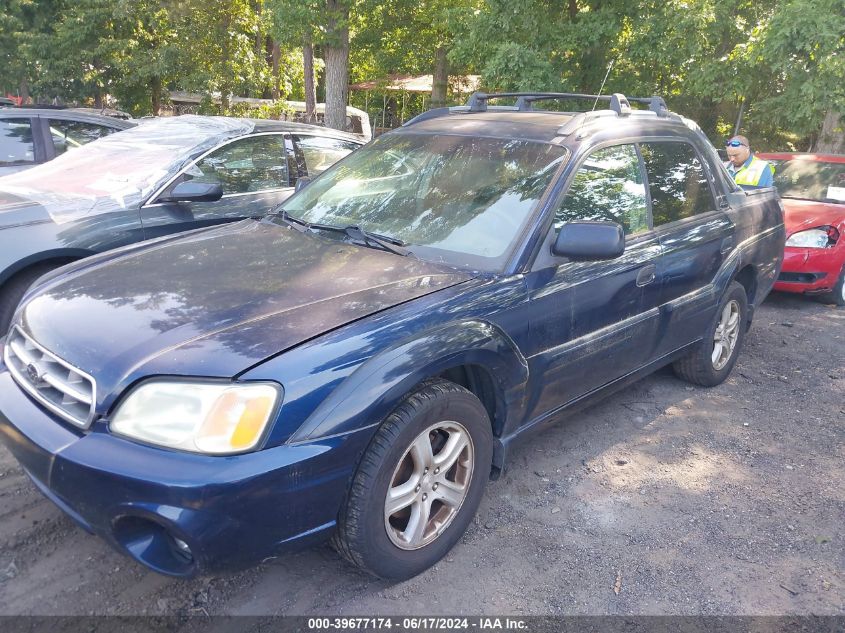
[636,264,657,287]
[720,236,734,255]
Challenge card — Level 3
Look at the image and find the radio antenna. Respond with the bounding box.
[592,59,616,111]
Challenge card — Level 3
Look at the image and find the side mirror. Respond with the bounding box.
[295,176,312,193]
[161,181,223,203]
[552,221,625,260]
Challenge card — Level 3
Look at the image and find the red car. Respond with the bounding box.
[758,153,845,306]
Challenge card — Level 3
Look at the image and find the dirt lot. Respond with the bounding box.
[0,292,842,618]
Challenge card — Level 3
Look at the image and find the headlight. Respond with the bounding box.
[110,380,281,454]
[785,226,839,248]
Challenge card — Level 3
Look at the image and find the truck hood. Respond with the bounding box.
[18,220,471,402]
[781,198,845,235]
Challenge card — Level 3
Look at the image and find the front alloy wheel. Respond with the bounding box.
[385,421,473,550]
[333,379,492,580]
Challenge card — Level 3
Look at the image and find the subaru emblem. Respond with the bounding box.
[26,363,42,383]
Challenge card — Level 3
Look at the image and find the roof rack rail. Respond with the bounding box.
[466,91,671,117]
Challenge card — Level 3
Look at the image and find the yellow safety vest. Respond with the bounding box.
[733,156,773,187]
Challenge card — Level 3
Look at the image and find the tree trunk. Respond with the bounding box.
[568,0,577,21]
[814,110,845,154]
[271,40,281,100]
[19,77,30,103]
[151,76,162,115]
[431,46,449,108]
[324,0,349,131]
[94,91,103,109]
[303,33,317,122]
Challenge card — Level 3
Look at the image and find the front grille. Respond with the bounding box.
[4,326,96,429]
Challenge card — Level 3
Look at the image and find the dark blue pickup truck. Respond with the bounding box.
[0,93,784,580]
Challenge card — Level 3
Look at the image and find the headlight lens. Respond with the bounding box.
[785,227,838,248]
[110,381,281,454]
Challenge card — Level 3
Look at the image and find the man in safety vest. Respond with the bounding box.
[724,135,774,189]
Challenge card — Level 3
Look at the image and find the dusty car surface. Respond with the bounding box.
[0,115,364,332]
[0,92,784,580]
[758,152,845,305]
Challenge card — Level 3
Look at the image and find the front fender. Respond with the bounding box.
[288,319,529,444]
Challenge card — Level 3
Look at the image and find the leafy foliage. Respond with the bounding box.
[0,0,842,145]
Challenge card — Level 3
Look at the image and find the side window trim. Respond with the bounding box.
[639,139,720,230]
[145,132,291,206]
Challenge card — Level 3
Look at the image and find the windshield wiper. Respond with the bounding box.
[312,224,413,257]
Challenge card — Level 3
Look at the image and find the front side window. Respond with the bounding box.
[554,144,649,235]
[294,135,360,176]
[186,134,288,194]
[50,120,117,155]
[0,118,35,165]
[640,142,714,226]
[283,133,567,270]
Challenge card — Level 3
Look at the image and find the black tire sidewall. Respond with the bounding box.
[352,389,493,580]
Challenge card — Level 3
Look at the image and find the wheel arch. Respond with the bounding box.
[288,319,530,450]
[0,248,92,289]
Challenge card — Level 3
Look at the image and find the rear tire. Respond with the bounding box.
[673,281,748,387]
[332,379,493,580]
[0,263,60,336]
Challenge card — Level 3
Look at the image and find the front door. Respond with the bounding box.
[140,133,294,240]
[524,143,663,422]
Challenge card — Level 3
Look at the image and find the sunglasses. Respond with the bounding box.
[725,139,748,148]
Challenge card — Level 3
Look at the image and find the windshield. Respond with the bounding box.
[769,158,845,202]
[0,116,253,224]
[282,133,567,270]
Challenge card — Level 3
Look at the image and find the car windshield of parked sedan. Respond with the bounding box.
[0,116,252,224]
[282,133,568,270]
[769,158,845,203]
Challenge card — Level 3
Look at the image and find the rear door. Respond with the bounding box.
[140,133,294,239]
[525,143,663,421]
[640,140,734,355]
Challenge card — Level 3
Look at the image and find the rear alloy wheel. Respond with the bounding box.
[673,281,748,387]
[332,379,492,580]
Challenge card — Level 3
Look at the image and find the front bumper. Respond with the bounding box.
[0,366,370,576]
[773,246,844,294]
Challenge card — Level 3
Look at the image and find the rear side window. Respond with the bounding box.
[294,135,360,176]
[640,142,714,225]
[0,118,35,165]
[554,144,649,235]
[49,120,118,155]
[186,134,289,194]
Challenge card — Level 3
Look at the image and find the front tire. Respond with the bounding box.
[332,379,493,580]
[823,265,845,307]
[673,281,748,387]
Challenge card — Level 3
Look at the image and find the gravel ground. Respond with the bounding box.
[0,291,842,618]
